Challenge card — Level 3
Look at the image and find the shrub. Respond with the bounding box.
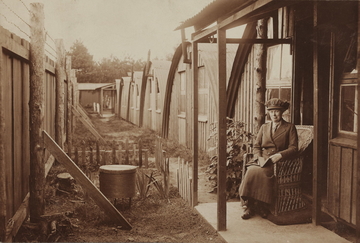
[206,118,253,199]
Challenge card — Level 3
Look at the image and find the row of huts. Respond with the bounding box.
[112,0,360,239]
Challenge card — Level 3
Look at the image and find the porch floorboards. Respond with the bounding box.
[195,202,350,243]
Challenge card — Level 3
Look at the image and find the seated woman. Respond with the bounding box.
[239,98,298,219]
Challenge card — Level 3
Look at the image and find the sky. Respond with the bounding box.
[1,0,214,62]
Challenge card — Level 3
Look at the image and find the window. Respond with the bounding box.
[179,71,186,114]
[266,44,292,122]
[198,67,208,117]
[339,77,358,134]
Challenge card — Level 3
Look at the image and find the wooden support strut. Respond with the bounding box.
[43,131,132,230]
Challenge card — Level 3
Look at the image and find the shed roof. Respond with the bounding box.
[78,83,113,91]
[175,0,252,30]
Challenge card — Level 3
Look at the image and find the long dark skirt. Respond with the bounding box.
[239,164,275,204]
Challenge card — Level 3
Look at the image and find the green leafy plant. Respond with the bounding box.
[136,169,153,199]
[206,118,253,199]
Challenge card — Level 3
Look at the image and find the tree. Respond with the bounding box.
[67,40,95,83]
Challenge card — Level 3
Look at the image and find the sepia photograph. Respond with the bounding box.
[0,0,359,242]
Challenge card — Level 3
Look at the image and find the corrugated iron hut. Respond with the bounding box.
[141,60,171,134]
[162,43,237,152]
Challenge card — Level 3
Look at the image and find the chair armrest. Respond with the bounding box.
[274,156,303,184]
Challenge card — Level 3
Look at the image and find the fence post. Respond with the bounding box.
[132,143,136,165]
[81,140,86,169]
[138,139,142,168]
[55,39,65,148]
[144,150,148,168]
[118,144,122,165]
[89,146,93,172]
[65,55,72,158]
[96,140,100,166]
[124,139,129,165]
[112,140,116,164]
[29,2,45,223]
[74,147,79,165]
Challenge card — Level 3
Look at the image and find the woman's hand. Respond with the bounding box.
[270,153,282,163]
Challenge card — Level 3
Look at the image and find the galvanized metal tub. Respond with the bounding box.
[99,165,137,200]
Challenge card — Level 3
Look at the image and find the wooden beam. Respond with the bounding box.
[43,131,132,229]
[312,1,322,225]
[55,39,65,148]
[0,26,29,60]
[356,2,360,242]
[197,38,292,44]
[192,42,198,207]
[29,2,46,223]
[72,106,106,144]
[217,28,227,231]
[192,0,275,42]
[0,23,6,243]
[181,29,191,64]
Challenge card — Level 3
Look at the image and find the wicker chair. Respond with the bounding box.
[242,125,314,216]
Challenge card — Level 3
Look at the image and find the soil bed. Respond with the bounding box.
[16,112,225,243]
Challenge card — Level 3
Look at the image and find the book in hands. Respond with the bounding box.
[257,157,272,167]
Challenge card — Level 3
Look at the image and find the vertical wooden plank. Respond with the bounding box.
[192,41,199,207]
[112,141,116,165]
[312,1,322,225]
[144,150,148,168]
[327,145,341,217]
[356,2,360,240]
[13,58,23,211]
[118,144,122,165]
[3,54,13,221]
[352,149,357,225]
[29,2,45,222]
[340,148,352,222]
[217,27,227,231]
[96,141,101,166]
[22,62,30,201]
[0,35,7,241]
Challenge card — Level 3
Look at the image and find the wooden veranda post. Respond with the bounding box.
[192,41,199,207]
[55,39,65,147]
[254,19,267,133]
[0,23,6,241]
[217,27,227,231]
[356,2,360,242]
[29,2,46,222]
[65,56,73,154]
[312,1,323,225]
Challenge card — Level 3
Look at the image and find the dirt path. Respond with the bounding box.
[16,114,225,242]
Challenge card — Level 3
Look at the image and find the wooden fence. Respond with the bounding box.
[176,158,192,205]
[68,139,149,175]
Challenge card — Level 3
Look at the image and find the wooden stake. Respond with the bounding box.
[125,139,129,165]
[96,141,100,166]
[138,139,142,168]
[118,144,122,165]
[74,147,79,165]
[144,150,148,168]
[55,39,65,148]
[29,2,45,223]
[81,140,86,169]
[112,141,116,164]
[65,56,72,158]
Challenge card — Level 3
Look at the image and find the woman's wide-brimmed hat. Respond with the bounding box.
[265,98,289,111]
